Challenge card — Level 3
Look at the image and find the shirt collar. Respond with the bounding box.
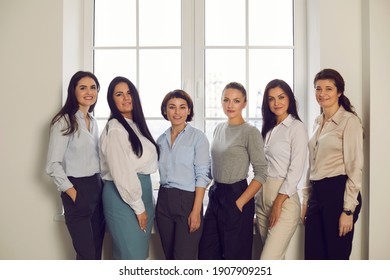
[164,123,191,137]
[280,114,294,127]
[315,106,346,126]
[76,110,94,120]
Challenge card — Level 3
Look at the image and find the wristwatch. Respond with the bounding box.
[343,209,353,216]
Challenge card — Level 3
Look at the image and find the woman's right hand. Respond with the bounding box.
[136,211,148,232]
[301,204,308,225]
[65,187,77,203]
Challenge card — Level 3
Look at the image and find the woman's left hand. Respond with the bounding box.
[339,212,353,237]
[188,210,201,233]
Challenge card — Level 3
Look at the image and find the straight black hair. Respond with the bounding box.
[106,76,159,158]
[261,79,302,139]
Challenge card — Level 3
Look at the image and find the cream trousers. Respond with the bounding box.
[255,178,300,260]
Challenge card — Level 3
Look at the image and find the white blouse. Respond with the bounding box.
[100,118,158,214]
[264,115,308,197]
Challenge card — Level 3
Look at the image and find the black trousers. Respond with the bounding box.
[198,180,254,260]
[155,187,203,260]
[61,173,105,260]
[304,175,362,260]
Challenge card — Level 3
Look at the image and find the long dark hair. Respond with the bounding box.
[50,71,100,135]
[106,76,159,158]
[314,68,357,116]
[261,79,302,139]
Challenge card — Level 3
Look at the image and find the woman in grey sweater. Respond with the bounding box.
[198,82,267,260]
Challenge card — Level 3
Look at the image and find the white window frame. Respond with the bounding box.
[64,0,307,132]
[60,0,307,218]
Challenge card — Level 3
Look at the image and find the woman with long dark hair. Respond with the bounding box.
[99,76,159,260]
[46,71,105,259]
[255,79,308,259]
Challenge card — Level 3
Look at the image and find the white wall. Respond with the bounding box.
[0,0,389,260]
[306,0,367,260]
[0,0,74,259]
[367,0,390,260]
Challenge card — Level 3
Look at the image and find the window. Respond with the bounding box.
[80,0,306,187]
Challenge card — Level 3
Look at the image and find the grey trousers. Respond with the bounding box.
[155,187,203,260]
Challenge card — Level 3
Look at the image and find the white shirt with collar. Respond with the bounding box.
[264,114,308,197]
[100,118,158,214]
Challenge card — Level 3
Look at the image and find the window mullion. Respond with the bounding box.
[182,0,195,115]
[194,0,205,131]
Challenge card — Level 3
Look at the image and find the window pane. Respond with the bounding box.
[205,49,246,118]
[248,49,293,118]
[248,0,293,46]
[248,119,262,133]
[94,0,136,47]
[139,0,181,46]
[96,119,108,137]
[205,120,221,144]
[94,49,137,118]
[139,49,181,118]
[205,0,245,46]
[146,119,171,141]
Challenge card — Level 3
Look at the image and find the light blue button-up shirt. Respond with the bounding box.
[157,124,211,192]
[46,111,100,192]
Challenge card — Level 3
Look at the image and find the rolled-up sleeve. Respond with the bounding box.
[194,133,212,188]
[46,120,73,192]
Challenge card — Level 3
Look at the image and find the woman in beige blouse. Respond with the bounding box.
[302,69,363,260]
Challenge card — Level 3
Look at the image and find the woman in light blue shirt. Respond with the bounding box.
[46,71,105,259]
[156,89,211,260]
[255,79,308,259]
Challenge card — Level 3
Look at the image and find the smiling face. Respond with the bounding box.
[268,86,289,123]
[315,79,341,111]
[221,88,246,122]
[165,97,190,129]
[75,77,98,112]
[113,82,133,119]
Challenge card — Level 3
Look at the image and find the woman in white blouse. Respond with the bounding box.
[46,71,105,259]
[255,79,308,259]
[100,76,159,260]
[302,69,363,259]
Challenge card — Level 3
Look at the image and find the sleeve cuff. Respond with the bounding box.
[130,199,146,215]
[59,180,73,192]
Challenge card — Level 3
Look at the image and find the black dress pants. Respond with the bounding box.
[304,175,362,260]
[61,173,105,260]
[198,180,254,260]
